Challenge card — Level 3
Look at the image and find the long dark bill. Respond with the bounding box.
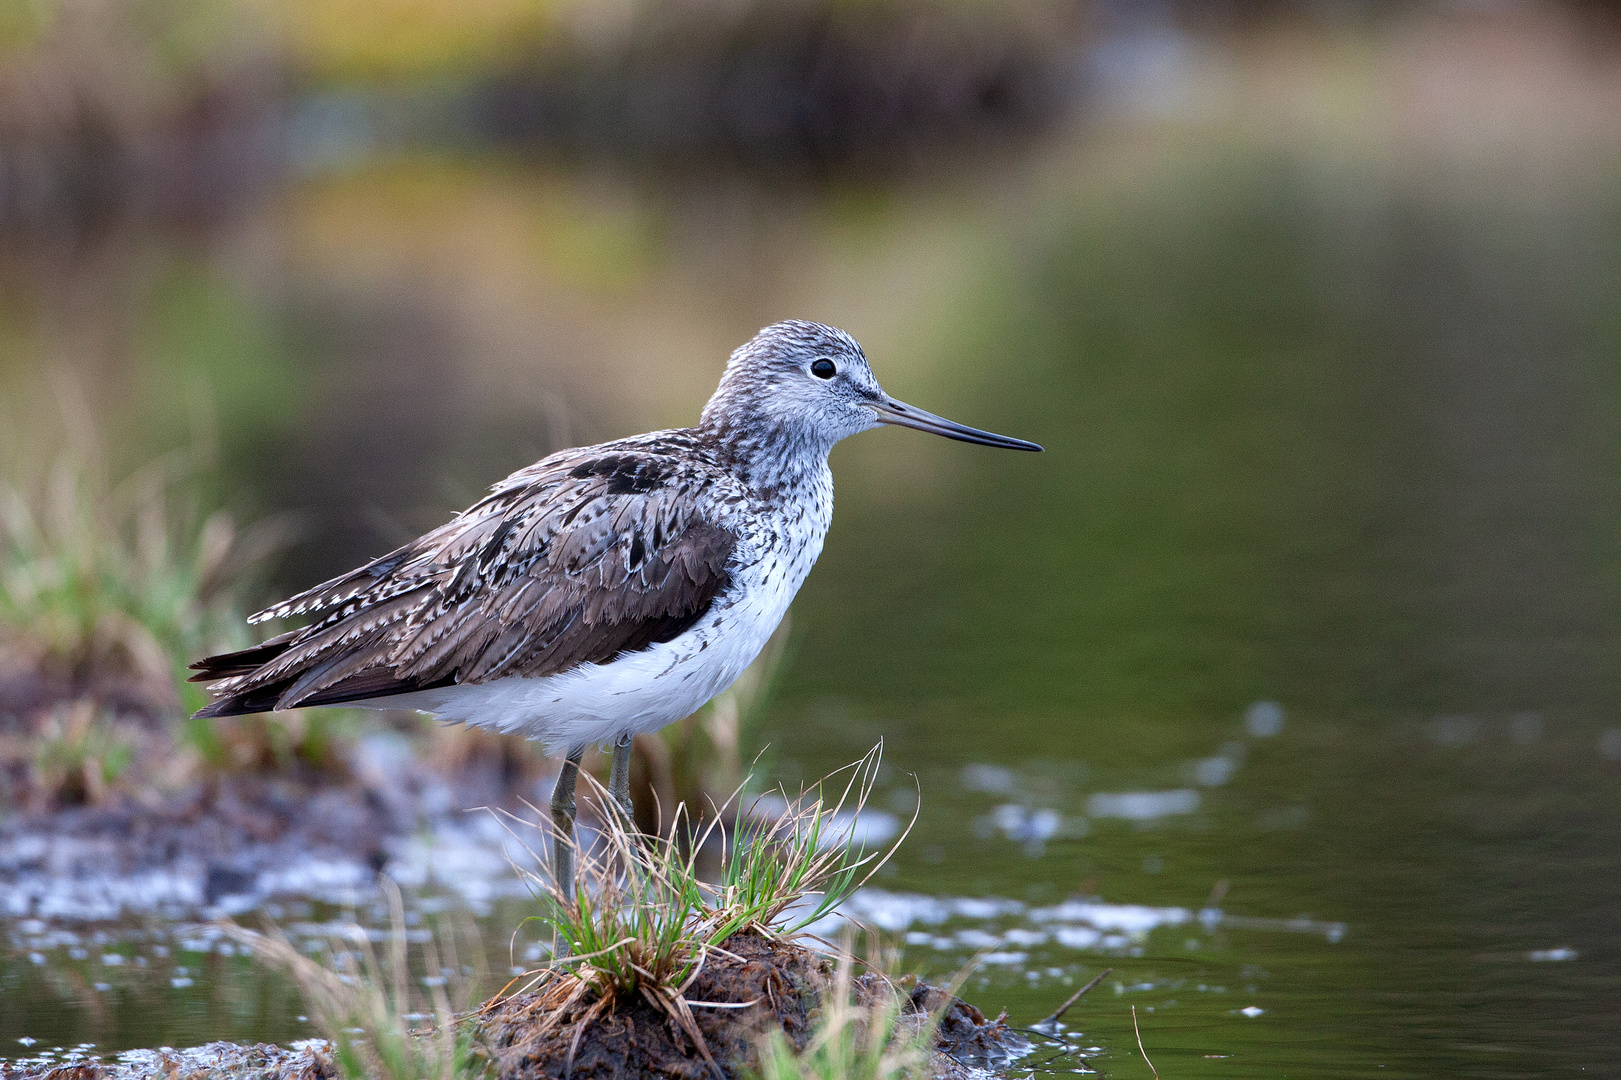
[868,397,1043,452]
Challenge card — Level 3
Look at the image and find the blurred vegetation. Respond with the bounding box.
[0,395,342,805]
[278,0,558,81]
[0,0,1074,239]
[0,0,276,233]
[0,402,263,710]
[28,700,136,808]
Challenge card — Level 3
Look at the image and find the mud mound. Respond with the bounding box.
[0,934,1027,1079]
[474,930,1027,1080]
[908,983,1027,1070]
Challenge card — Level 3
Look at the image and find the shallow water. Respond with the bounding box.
[6,18,1621,1076]
[4,711,1617,1076]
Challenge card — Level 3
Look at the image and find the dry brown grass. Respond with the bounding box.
[224,879,490,1080]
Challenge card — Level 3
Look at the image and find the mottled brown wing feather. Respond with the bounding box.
[189,448,738,718]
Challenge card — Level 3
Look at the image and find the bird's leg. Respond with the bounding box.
[550,747,585,909]
[608,733,636,827]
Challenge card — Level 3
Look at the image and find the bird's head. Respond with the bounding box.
[701,320,1042,462]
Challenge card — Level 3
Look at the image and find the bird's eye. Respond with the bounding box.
[811,359,837,379]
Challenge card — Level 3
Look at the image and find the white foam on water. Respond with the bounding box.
[795,886,1347,972]
[1204,909,1347,943]
[1244,701,1285,738]
[1030,898,1192,933]
[1086,790,1201,821]
[743,794,901,850]
[798,887,1193,955]
[2,864,206,922]
[973,804,1085,856]
[959,763,1019,795]
[0,796,555,925]
[385,813,547,912]
[1529,947,1577,961]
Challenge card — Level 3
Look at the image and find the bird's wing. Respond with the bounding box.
[189,448,738,717]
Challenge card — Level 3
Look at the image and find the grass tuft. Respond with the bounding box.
[28,700,137,806]
[502,744,911,1061]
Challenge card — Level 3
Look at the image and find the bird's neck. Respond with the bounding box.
[701,414,833,496]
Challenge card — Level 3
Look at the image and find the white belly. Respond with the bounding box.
[380,529,818,753]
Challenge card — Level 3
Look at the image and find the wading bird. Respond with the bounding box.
[191,321,1040,900]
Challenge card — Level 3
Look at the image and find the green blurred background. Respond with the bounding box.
[3,0,1621,1076]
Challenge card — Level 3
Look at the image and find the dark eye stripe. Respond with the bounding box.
[811,359,837,379]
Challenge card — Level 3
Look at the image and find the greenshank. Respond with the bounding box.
[190,321,1040,899]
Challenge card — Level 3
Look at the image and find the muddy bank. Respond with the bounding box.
[0,1040,333,1080]
[476,930,1029,1080]
[0,730,572,923]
